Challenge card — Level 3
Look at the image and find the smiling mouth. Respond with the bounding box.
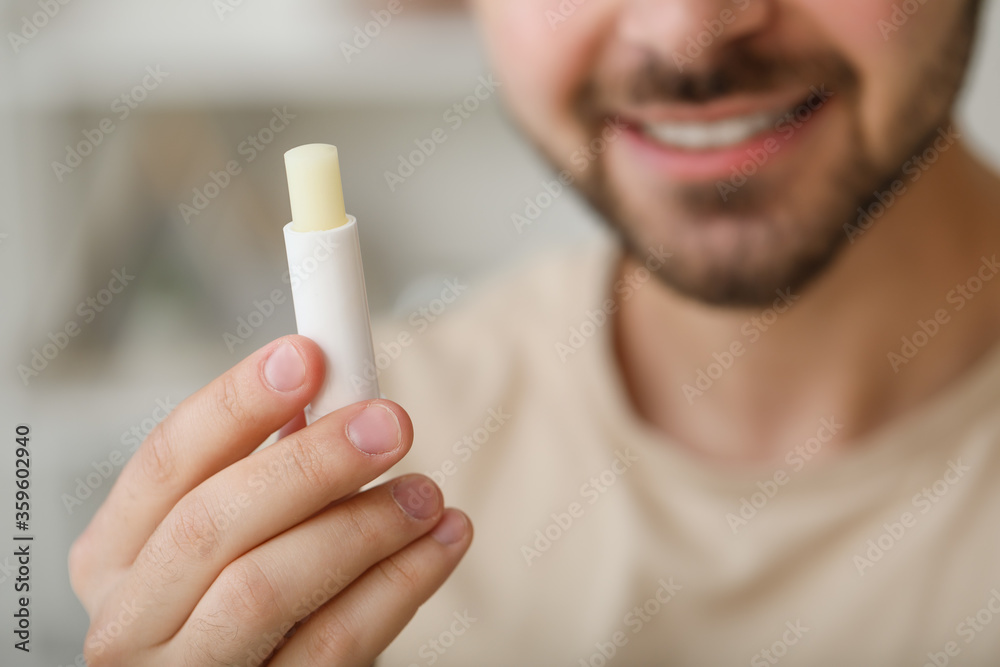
[602,90,835,183]
[641,109,783,150]
[631,96,816,152]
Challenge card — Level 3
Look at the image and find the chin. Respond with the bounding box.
[594,174,857,307]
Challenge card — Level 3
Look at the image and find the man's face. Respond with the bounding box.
[470,0,982,305]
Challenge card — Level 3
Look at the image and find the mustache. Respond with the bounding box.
[576,47,858,120]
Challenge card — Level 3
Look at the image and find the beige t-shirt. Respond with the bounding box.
[374,241,1000,667]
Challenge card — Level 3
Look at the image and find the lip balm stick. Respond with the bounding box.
[283,144,379,423]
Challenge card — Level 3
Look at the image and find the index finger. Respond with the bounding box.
[71,335,325,596]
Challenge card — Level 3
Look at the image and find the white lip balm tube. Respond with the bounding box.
[283,143,380,423]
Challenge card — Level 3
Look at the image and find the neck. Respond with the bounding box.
[615,137,1000,465]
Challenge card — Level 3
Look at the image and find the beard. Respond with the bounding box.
[546,1,985,307]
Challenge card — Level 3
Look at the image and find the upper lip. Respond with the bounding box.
[616,88,813,125]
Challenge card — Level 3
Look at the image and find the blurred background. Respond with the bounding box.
[0,0,998,662]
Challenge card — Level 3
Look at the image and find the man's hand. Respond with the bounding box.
[69,335,472,666]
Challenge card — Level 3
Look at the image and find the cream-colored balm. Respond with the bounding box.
[283,144,380,423]
[285,144,349,232]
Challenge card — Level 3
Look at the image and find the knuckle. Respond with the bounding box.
[68,533,94,596]
[138,421,178,487]
[376,550,423,595]
[338,501,383,553]
[82,634,115,667]
[182,628,240,667]
[305,612,364,665]
[168,495,221,561]
[280,438,328,491]
[218,556,282,625]
[136,536,183,591]
[186,616,240,658]
[216,373,253,429]
[83,615,130,667]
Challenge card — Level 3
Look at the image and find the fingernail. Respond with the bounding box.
[347,404,401,455]
[264,342,306,392]
[392,476,441,521]
[430,510,468,545]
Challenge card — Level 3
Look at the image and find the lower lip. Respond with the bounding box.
[617,102,830,184]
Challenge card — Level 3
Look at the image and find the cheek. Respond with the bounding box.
[804,1,901,148]
[476,0,615,154]
[797,0,966,155]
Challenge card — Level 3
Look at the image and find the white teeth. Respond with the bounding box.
[643,110,783,150]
